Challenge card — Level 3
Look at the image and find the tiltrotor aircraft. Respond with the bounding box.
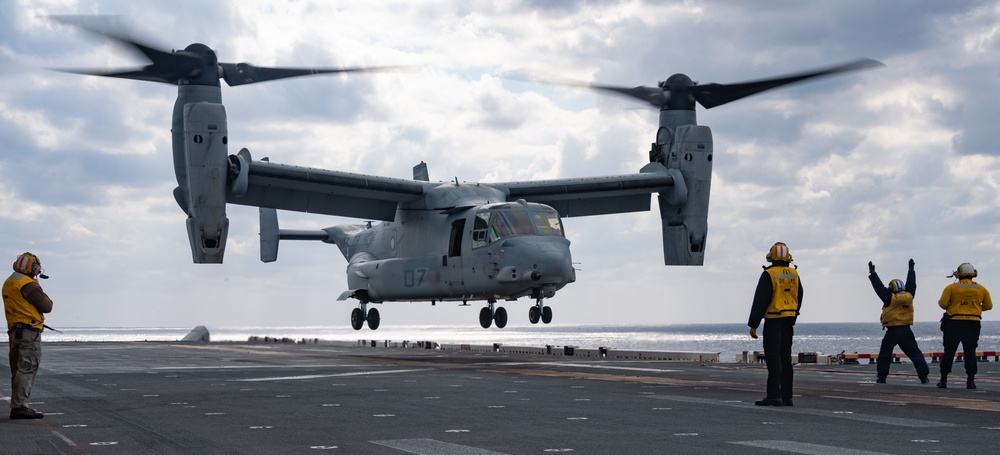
[54,17,882,330]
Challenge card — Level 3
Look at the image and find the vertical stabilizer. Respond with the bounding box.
[413,162,429,181]
[260,207,279,263]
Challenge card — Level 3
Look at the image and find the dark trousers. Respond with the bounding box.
[940,319,981,376]
[877,326,929,380]
[762,317,794,400]
[8,328,42,409]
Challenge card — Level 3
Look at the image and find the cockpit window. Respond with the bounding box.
[473,206,564,248]
[488,211,513,242]
[505,211,535,236]
[532,211,563,236]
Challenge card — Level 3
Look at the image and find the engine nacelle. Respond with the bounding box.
[182,102,230,263]
[655,124,713,266]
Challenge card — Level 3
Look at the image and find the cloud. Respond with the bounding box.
[1,1,998,332]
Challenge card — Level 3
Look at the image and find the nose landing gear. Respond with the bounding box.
[479,299,508,329]
[351,300,380,330]
[528,298,552,324]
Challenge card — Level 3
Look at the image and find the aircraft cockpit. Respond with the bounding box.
[471,202,564,248]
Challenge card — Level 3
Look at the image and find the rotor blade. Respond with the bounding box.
[503,70,667,108]
[220,63,416,86]
[587,84,668,108]
[51,16,169,64]
[51,67,177,84]
[690,58,884,109]
[50,15,204,84]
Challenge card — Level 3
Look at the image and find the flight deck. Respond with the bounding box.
[2,341,999,454]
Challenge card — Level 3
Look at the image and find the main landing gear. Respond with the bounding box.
[479,299,508,329]
[528,297,552,325]
[351,301,380,330]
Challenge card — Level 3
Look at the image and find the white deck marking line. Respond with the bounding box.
[477,361,681,373]
[543,362,681,373]
[233,368,428,382]
[371,438,507,455]
[649,395,955,428]
[153,364,370,370]
[51,430,78,448]
[731,440,893,455]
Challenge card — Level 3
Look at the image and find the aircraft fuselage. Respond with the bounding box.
[336,184,576,304]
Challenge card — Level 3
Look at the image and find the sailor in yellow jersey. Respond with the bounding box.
[936,262,992,389]
[867,259,929,384]
[3,252,54,420]
[748,242,803,407]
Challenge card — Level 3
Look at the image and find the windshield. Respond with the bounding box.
[471,205,564,248]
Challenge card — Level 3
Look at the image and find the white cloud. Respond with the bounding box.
[0,0,998,333]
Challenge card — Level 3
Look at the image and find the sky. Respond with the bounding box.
[1,1,999,331]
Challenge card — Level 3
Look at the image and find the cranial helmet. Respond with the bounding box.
[956,262,977,279]
[766,242,792,262]
[13,252,41,276]
[889,279,904,293]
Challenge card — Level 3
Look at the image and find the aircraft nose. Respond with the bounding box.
[523,239,574,284]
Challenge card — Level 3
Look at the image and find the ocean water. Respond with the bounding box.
[37,321,1000,363]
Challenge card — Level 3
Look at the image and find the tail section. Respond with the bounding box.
[258,206,358,262]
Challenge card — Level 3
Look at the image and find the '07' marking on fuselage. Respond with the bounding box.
[404,268,427,287]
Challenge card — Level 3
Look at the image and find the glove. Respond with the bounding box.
[909,258,915,271]
[868,261,875,274]
[749,327,758,339]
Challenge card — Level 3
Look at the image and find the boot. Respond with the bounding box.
[937,373,948,389]
[10,407,44,419]
[967,374,976,390]
[754,397,783,406]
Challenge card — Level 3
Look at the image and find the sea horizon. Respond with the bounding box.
[24,321,1000,364]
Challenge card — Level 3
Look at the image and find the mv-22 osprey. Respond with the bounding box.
[55,17,882,330]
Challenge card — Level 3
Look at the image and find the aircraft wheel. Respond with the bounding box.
[541,306,553,324]
[528,306,540,324]
[367,308,380,330]
[479,307,493,329]
[494,307,508,329]
[351,308,364,331]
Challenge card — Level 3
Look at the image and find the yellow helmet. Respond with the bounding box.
[889,279,904,293]
[956,262,977,279]
[765,242,792,262]
[13,252,41,276]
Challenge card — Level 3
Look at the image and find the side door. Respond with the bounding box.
[444,218,466,295]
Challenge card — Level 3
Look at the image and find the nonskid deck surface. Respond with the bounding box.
[1,342,998,454]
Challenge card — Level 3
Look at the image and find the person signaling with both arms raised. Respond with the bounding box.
[867,259,930,384]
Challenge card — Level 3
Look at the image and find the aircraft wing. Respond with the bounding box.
[228,159,429,221]
[494,162,677,217]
